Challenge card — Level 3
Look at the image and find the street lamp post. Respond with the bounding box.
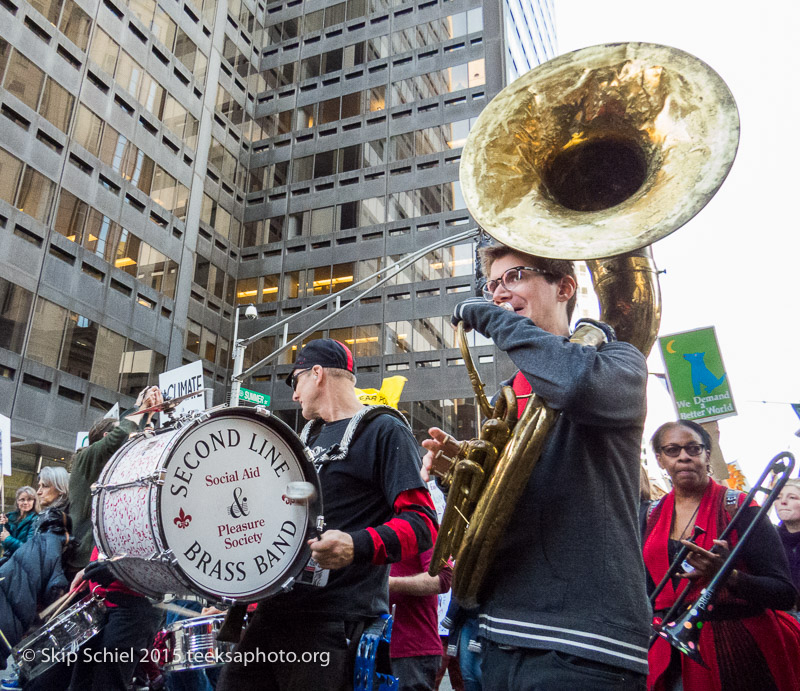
[230,304,257,406]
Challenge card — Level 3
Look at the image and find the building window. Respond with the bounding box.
[26,299,66,369]
[138,246,178,299]
[236,277,258,304]
[60,0,92,52]
[351,325,381,357]
[262,275,279,302]
[0,279,33,354]
[90,327,126,390]
[73,105,103,157]
[443,398,478,441]
[410,400,444,443]
[0,147,23,207]
[60,312,98,379]
[413,317,445,352]
[120,341,163,395]
[202,327,217,363]
[4,49,45,110]
[16,165,56,224]
[39,79,75,133]
[243,336,276,371]
[384,321,412,355]
[89,28,119,76]
[186,320,202,355]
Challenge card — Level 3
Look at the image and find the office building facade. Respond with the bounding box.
[0,0,556,494]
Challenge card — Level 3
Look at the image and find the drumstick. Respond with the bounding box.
[154,601,205,619]
[41,580,88,621]
[0,626,12,655]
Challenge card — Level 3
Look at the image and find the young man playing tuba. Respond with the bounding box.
[423,243,650,690]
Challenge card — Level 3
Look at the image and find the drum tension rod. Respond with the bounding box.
[91,470,167,494]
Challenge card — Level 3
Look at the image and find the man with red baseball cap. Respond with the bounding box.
[218,339,438,691]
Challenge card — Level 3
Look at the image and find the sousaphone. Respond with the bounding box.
[431,43,740,606]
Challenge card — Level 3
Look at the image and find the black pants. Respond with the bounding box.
[391,655,441,691]
[216,609,354,691]
[482,642,646,691]
[66,594,162,691]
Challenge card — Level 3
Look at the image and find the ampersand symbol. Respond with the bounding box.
[228,487,249,518]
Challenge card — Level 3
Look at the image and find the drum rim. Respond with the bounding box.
[94,406,323,603]
[163,611,227,631]
[156,406,323,601]
[160,611,237,672]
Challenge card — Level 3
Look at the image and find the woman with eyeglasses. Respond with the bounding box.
[0,486,39,559]
[0,467,73,674]
[643,420,800,691]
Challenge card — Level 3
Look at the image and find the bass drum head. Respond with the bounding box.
[158,407,321,601]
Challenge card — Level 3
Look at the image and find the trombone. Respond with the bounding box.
[652,451,796,666]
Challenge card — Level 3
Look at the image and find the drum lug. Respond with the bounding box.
[254,405,271,418]
[150,549,179,566]
[280,577,296,593]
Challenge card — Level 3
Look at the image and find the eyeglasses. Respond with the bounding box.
[290,368,313,392]
[659,443,706,457]
[482,266,556,301]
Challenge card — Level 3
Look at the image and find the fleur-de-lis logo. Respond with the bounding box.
[174,508,192,529]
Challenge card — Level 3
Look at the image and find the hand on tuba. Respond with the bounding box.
[421,427,464,483]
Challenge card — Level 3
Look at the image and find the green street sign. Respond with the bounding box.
[658,326,736,423]
[239,387,270,407]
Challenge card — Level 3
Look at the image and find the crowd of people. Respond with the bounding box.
[1,241,800,691]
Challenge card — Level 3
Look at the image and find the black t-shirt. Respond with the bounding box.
[259,413,425,621]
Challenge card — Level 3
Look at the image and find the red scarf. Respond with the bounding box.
[644,480,800,691]
[643,480,744,611]
[511,371,532,418]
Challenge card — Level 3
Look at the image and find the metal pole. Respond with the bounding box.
[236,229,480,380]
[230,306,244,406]
[237,228,478,349]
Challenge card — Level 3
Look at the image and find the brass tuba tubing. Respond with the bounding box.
[653,451,796,666]
[450,323,608,607]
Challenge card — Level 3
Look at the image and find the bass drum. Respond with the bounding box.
[92,406,322,602]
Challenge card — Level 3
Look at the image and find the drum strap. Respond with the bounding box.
[300,405,411,467]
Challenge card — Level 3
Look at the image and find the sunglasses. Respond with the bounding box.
[659,443,706,458]
[290,368,313,392]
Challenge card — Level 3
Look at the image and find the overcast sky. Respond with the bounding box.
[553,1,800,483]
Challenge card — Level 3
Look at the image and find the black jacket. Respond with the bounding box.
[0,506,71,656]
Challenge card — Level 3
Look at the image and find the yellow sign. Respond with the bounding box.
[356,376,407,409]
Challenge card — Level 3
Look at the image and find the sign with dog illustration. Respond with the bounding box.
[659,326,736,423]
